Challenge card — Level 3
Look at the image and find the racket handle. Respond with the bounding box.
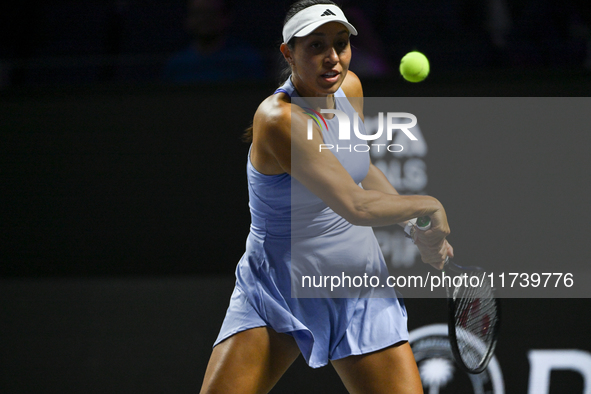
[416,216,431,230]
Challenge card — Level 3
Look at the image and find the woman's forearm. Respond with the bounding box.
[347,189,443,228]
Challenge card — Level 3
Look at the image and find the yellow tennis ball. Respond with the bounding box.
[400,51,430,82]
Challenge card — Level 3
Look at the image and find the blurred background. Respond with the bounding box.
[1,0,591,393]
[1,0,591,88]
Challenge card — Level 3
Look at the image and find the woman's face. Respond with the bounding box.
[288,22,352,97]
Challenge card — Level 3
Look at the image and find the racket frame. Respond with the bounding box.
[411,216,501,374]
[444,260,501,374]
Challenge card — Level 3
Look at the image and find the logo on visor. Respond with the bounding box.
[321,9,336,17]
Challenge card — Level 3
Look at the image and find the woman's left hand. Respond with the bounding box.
[413,232,454,270]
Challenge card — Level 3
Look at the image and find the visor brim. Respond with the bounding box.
[293,19,358,39]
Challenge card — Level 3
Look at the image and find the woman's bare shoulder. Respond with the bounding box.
[340,70,363,98]
[253,93,306,140]
[255,93,291,130]
[250,93,304,174]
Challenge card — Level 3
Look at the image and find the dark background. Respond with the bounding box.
[1,0,591,393]
[1,0,591,87]
[3,79,591,277]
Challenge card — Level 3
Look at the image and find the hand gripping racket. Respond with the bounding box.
[415,216,501,374]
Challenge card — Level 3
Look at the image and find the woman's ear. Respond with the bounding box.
[280,43,293,65]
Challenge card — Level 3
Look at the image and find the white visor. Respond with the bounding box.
[282,4,358,44]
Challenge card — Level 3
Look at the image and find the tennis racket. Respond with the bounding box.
[415,216,501,374]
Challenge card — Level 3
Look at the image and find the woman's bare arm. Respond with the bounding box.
[257,100,448,232]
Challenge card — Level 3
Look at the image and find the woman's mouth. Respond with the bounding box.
[320,70,340,83]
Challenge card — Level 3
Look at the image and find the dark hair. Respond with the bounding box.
[243,0,340,142]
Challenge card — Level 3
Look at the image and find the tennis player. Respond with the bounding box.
[200,1,453,393]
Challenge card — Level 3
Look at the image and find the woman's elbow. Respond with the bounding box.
[340,204,372,226]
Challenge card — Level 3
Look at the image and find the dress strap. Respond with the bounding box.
[273,77,298,97]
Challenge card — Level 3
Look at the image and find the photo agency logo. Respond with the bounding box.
[301,100,428,270]
[303,108,419,153]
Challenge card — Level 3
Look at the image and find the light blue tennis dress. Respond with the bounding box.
[214,77,408,368]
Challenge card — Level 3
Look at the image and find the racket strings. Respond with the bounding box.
[449,272,499,371]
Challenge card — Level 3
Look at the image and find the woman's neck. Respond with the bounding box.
[290,76,336,114]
